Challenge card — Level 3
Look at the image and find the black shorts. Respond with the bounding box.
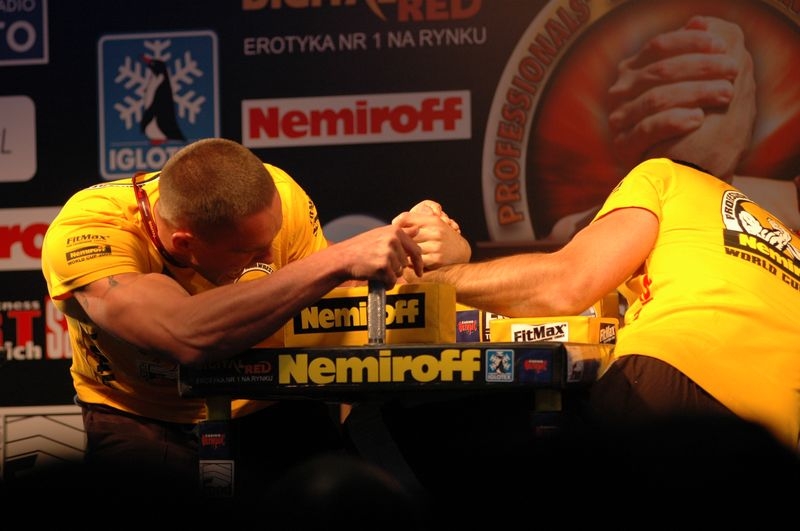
[586,354,736,425]
[577,355,799,517]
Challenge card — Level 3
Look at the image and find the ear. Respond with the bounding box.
[169,229,195,257]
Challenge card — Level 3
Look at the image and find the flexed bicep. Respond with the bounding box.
[74,272,192,355]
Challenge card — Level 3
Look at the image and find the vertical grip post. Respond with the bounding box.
[367,280,386,344]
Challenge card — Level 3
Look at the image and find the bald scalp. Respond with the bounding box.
[159,137,277,232]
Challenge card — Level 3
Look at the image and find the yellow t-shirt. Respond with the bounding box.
[594,158,800,449]
[41,164,327,423]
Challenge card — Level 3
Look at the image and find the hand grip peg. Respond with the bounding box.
[367,280,386,344]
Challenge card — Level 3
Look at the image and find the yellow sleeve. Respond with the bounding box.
[41,183,156,300]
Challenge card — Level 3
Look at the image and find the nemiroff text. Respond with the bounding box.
[279,349,481,384]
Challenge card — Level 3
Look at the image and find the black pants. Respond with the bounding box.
[344,392,540,525]
[79,400,345,508]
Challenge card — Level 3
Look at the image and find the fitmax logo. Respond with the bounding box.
[512,322,567,343]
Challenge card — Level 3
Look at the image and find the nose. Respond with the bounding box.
[256,247,274,264]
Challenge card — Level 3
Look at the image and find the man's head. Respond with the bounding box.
[159,137,276,230]
[157,138,281,284]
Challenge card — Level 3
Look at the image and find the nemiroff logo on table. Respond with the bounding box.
[278,348,482,384]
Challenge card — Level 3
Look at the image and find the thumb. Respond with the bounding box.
[410,200,439,215]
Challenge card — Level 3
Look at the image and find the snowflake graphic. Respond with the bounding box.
[99,30,218,178]
[111,39,206,133]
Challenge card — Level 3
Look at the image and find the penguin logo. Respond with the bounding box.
[140,54,186,144]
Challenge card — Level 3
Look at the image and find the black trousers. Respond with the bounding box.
[344,392,540,526]
[586,354,737,424]
[79,399,345,505]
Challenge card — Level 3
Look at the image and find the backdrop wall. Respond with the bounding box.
[1,0,798,472]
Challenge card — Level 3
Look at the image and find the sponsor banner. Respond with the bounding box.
[0,0,48,66]
[242,91,471,148]
[0,404,85,481]
[482,0,800,242]
[284,283,456,346]
[241,0,483,23]
[98,30,219,179]
[0,288,74,406]
[0,294,70,366]
[177,341,611,400]
[0,95,36,183]
[489,316,618,344]
[0,206,59,271]
[0,297,43,363]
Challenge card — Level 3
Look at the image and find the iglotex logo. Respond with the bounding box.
[98,30,219,180]
[486,348,513,382]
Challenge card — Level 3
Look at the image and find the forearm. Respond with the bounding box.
[175,251,346,364]
[417,253,590,318]
[173,223,419,363]
[413,209,654,319]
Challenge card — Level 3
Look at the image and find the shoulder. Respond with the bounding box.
[631,158,719,182]
[259,163,322,238]
[264,163,316,209]
[622,157,721,192]
[264,163,300,188]
[70,176,136,200]
[52,177,139,227]
[628,157,680,177]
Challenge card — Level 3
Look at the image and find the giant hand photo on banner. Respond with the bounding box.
[482,0,800,243]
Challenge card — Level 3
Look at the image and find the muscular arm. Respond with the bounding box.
[409,208,657,317]
[69,224,423,366]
